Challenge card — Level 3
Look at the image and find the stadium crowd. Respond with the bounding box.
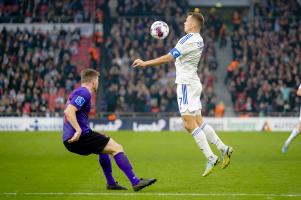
[228,0,301,116]
[4,0,299,117]
[0,27,82,116]
[102,0,220,115]
[0,0,222,116]
[0,0,106,23]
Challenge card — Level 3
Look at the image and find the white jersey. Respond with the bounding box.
[169,32,204,84]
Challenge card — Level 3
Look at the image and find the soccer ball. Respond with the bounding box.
[150,21,169,40]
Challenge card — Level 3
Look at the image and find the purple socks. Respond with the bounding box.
[98,154,116,185]
[114,152,140,186]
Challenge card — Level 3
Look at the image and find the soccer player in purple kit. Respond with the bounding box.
[63,68,156,191]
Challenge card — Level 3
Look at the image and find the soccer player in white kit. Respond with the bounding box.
[132,12,233,176]
[282,84,301,154]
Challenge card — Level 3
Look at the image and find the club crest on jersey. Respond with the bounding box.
[75,96,85,106]
[196,42,203,50]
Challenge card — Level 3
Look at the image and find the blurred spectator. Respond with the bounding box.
[219,23,227,48]
[224,60,239,84]
[215,101,225,117]
[232,11,241,31]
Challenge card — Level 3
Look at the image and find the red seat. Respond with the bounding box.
[58,88,65,97]
[42,92,49,100]
[37,78,44,88]
[23,103,31,114]
[48,94,56,112]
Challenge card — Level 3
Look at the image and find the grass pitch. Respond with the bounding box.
[0,131,301,200]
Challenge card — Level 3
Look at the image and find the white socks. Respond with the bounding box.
[284,127,299,148]
[192,127,215,160]
[200,122,227,152]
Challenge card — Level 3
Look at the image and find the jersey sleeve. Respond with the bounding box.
[169,34,193,58]
[69,91,90,110]
[299,84,301,89]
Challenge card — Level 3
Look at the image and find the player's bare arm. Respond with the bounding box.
[64,104,82,143]
[297,88,301,96]
[132,53,173,68]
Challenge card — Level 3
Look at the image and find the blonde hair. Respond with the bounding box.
[188,12,205,30]
[81,68,100,83]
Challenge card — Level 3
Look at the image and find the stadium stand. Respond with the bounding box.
[228,0,301,116]
[0,1,105,116]
[0,0,106,23]
[0,27,100,116]
[4,0,291,117]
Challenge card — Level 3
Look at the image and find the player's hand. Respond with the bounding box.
[68,129,82,143]
[132,59,146,68]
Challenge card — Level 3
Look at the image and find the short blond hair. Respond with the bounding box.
[188,12,205,30]
[81,68,100,83]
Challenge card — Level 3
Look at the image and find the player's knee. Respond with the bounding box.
[183,122,195,133]
[196,118,203,126]
[104,139,124,155]
[196,113,203,126]
[182,115,199,133]
[113,143,124,154]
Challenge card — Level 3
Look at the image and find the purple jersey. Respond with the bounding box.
[63,86,91,141]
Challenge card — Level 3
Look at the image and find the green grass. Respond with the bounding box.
[0,131,301,200]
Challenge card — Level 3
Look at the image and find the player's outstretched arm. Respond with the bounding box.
[64,104,82,143]
[132,53,173,68]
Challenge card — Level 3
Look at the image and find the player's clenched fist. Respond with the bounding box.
[68,129,82,143]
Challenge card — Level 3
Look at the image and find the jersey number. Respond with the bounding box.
[179,97,182,106]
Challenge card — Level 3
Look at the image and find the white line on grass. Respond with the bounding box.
[3,193,17,195]
[2,192,301,197]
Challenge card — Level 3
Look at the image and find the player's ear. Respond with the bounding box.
[192,22,197,29]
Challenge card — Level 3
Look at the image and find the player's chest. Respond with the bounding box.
[82,101,91,112]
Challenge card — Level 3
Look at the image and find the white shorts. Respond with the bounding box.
[176,83,202,115]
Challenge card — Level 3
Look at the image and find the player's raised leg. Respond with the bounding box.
[196,114,233,169]
[282,122,301,154]
[182,114,219,177]
[103,138,156,191]
[98,153,127,190]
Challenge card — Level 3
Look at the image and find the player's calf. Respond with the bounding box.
[103,140,157,191]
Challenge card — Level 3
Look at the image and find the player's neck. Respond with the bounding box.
[81,84,93,94]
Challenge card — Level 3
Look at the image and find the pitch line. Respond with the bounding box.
[2,192,301,197]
